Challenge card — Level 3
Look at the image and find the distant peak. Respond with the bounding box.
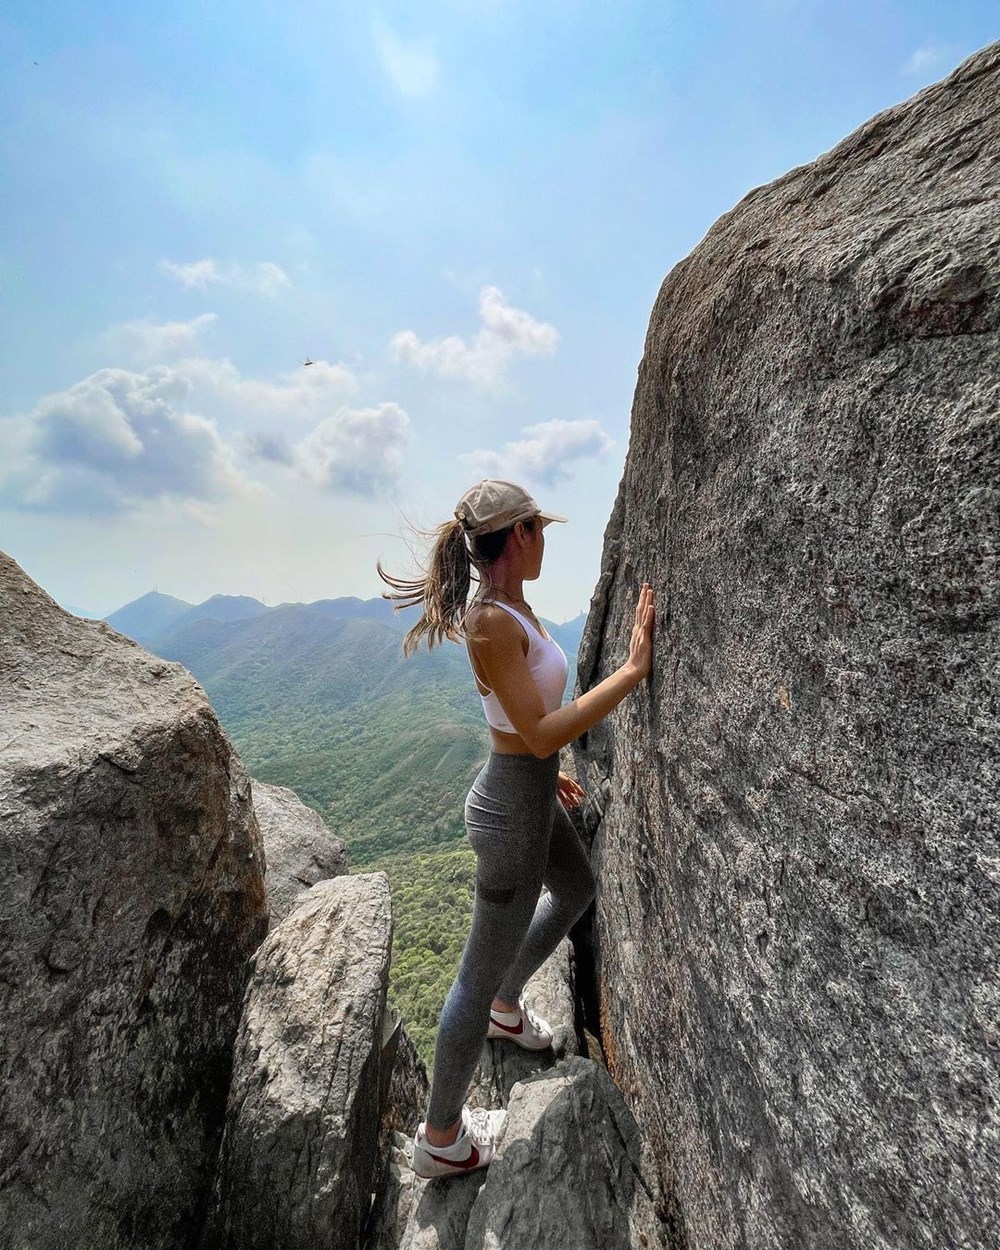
[194,594,266,610]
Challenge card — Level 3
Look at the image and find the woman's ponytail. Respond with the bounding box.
[377,517,473,656]
[377,512,530,655]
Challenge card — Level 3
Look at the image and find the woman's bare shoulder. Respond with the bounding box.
[466,601,524,644]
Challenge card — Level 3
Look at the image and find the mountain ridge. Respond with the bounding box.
[105,589,588,647]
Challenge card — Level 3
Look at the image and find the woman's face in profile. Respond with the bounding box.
[528,515,545,579]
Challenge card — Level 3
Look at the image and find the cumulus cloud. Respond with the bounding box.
[160,257,291,295]
[106,314,357,412]
[249,403,412,498]
[0,367,249,516]
[373,19,439,97]
[0,349,412,514]
[109,312,218,361]
[390,286,558,386]
[462,418,615,486]
[177,356,358,415]
[241,431,295,466]
[160,258,219,290]
[902,41,956,77]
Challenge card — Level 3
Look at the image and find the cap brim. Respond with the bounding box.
[538,511,568,527]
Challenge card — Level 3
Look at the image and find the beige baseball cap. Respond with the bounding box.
[454,479,568,538]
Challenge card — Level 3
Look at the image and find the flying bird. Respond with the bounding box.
[302,357,314,367]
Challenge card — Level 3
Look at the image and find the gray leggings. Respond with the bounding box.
[426,750,597,1130]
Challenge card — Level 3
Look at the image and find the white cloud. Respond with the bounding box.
[390,286,558,387]
[0,367,249,516]
[241,432,295,466]
[160,258,220,290]
[109,312,218,361]
[462,418,615,485]
[252,261,292,295]
[373,19,439,97]
[479,285,558,352]
[0,335,405,516]
[106,316,358,413]
[291,403,413,497]
[176,356,358,415]
[902,41,956,77]
[159,257,291,295]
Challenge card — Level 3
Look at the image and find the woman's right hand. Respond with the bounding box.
[626,582,655,682]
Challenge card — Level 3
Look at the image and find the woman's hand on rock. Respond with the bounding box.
[626,582,655,682]
[557,771,585,810]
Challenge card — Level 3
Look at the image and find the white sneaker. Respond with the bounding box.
[486,996,553,1051]
[411,1105,507,1179]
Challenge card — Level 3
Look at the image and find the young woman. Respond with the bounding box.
[377,479,654,1179]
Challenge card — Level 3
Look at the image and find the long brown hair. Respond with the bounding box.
[377,515,536,657]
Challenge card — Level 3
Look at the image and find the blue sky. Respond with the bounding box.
[1,2,996,621]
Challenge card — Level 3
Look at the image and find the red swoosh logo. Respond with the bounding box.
[490,1014,524,1035]
[426,1142,481,1169]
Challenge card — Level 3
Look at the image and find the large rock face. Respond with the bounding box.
[0,553,268,1250]
[574,43,1000,1250]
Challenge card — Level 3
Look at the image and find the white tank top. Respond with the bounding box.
[467,599,569,733]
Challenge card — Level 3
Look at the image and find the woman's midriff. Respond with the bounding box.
[487,727,536,756]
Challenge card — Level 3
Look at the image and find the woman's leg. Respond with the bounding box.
[425,753,557,1134]
[494,798,596,1006]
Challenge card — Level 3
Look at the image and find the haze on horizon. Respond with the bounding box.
[2,1,995,623]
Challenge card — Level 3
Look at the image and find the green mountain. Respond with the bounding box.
[168,593,270,634]
[105,590,194,645]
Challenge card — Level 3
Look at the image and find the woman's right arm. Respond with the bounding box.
[478,583,655,759]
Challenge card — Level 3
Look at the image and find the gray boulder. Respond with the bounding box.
[465,1055,663,1250]
[370,1054,661,1250]
[367,1007,432,1250]
[575,41,1000,1250]
[252,778,348,924]
[202,871,393,1250]
[0,551,268,1250]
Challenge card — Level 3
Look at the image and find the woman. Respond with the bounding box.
[377,478,654,1179]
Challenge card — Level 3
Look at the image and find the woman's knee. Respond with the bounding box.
[548,862,596,919]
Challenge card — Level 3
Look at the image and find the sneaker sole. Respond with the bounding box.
[487,1033,552,1050]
